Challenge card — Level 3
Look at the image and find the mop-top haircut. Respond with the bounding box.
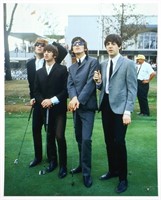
[44,44,59,60]
[104,34,122,48]
[71,36,88,55]
[34,38,48,46]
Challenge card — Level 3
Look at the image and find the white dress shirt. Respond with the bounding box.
[45,63,60,105]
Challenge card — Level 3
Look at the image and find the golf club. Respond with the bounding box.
[39,108,49,175]
[14,106,33,164]
[71,111,76,186]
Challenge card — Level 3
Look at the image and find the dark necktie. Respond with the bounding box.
[109,60,113,81]
[78,59,81,66]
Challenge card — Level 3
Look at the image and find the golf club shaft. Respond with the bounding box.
[16,106,33,160]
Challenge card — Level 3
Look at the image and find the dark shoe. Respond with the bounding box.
[99,171,118,180]
[46,161,57,173]
[70,166,82,174]
[83,175,92,188]
[29,158,41,167]
[58,167,67,179]
[116,180,128,193]
[142,114,150,117]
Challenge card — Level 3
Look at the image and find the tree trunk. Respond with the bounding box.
[4,31,12,80]
[4,3,18,80]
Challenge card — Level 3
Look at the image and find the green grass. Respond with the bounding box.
[4,78,157,197]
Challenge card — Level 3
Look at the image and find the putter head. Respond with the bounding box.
[14,159,18,164]
[39,169,46,175]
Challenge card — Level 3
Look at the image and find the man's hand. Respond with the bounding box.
[30,98,36,106]
[122,114,131,125]
[68,96,79,112]
[93,70,102,83]
[41,99,52,108]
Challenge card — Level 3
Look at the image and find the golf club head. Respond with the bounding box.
[14,159,18,164]
[39,169,47,175]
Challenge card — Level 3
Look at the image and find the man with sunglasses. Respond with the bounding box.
[67,37,99,187]
[27,38,48,168]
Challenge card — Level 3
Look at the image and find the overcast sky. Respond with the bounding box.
[5,0,159,36]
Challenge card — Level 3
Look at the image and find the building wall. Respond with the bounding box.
[65,15,157,63]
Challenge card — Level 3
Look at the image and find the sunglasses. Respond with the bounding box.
[35,42,45,47]
[72,41,85,46]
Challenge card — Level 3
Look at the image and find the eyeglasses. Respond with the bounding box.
[35,42,45,47]
[72,41,85,46]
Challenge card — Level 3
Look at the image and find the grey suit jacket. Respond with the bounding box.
[67,56,99,111]
[98,55,137,114]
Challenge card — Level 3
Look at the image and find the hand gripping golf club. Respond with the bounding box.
[39,108,49,175]
[14,106,33,164]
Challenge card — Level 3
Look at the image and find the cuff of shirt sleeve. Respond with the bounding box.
[124,110,131,116]
[50,96,60,105]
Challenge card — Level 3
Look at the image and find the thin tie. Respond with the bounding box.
[109,60,113,81]
[78,59,81,66]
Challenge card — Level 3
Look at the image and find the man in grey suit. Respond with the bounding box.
[93,34,137,193]
[67,37,99,188]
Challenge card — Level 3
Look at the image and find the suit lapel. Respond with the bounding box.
[112,56,124,77]
[102,60,108,87]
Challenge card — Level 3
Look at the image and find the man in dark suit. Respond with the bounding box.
[34,44,68,178]
[93,34,137,193]
[67,37,99,187]
[27,38,67,168]
[27,38,48,167]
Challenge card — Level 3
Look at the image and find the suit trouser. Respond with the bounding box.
[137,80,150,115]
[101,93,128,181]
[32,103,44,161]
[73,109,95,176]
[46,109,67,167]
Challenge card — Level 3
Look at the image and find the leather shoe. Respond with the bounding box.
[116,180,128,193]
[58,167,67,179]
[70,166,82,174]
[29,158,41,167]
[83,175,92,188]
[46,161,57,173]
[99,171,118,180]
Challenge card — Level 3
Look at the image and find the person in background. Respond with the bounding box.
[67,37,99,188]
[136,54,156,116]
[34,44,68,178]
[93,34,137,193]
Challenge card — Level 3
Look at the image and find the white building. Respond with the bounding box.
[65,15,157,64]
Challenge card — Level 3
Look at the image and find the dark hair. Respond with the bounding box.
[44,44,59,59]
[104,34,122,47]
[70,36,88,55]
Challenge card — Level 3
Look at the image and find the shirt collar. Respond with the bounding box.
[109,53,120,65]
[76,54,86,63]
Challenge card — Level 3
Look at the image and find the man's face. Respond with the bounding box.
[72,40,85,55]
[137,59,144,64]
[105,41,121,58]
[35,42,46,54]
[44,50,54,62]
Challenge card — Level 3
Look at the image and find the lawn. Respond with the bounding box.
[4,78,158,198]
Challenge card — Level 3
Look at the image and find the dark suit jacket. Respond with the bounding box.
[34,63,68,113]
[26,58,44,99]
[26,43,67,99]
[67,56,99,111]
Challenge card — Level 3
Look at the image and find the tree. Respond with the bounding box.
[4,3,18,80]
[99,3,146,49]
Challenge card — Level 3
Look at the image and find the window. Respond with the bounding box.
[137,32,157,50]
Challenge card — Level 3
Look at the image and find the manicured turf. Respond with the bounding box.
[4,78,157,197]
